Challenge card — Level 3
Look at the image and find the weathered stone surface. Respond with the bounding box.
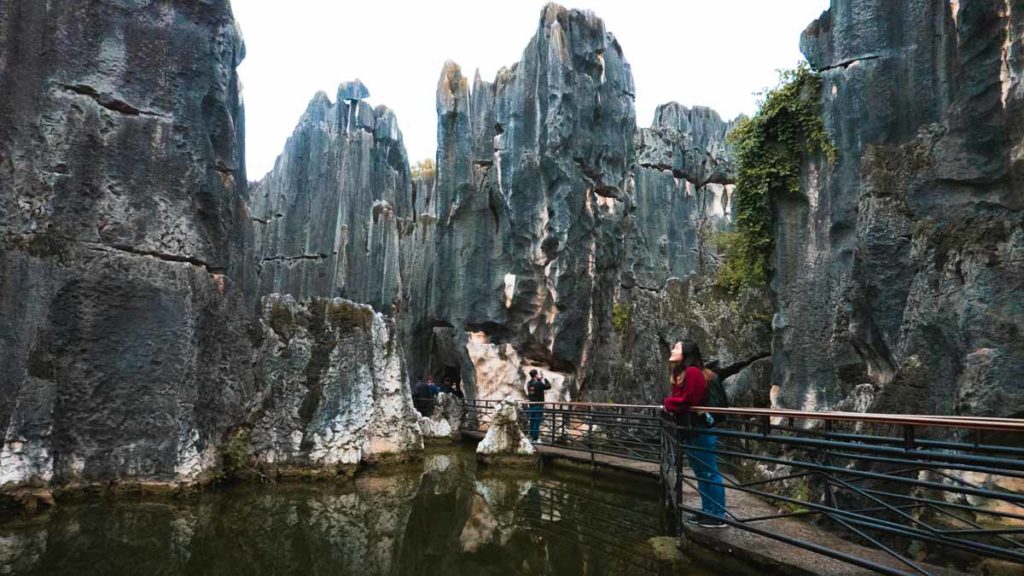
[0,2,424,495]
[249,295,422,470]
[252,4,769,408]
[417,392,463,441]
[626,103,738,288]
[773,0,1024,417]
[476,400,536,465]
[0,0,254,488]
[399,5,638,398]
[251,84,410,313]
[636,103,739,187]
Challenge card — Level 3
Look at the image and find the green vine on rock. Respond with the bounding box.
[719,63,835,295]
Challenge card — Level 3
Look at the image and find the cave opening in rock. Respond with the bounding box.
[425,325,463,390]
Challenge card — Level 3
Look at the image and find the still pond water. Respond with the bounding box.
[0,446,710,575]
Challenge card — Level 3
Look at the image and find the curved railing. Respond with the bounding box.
[458,398,1024,575]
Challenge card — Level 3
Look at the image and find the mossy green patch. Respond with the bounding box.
[720,63,835,295]
[325,299,374,331]
[612,301,632,335]
[268,300,294,341]
[217,428,251,482]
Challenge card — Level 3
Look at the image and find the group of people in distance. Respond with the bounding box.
[411,374,463,416]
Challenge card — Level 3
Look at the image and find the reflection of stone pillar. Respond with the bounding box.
[417,393,463,441]
[476,400,537,466]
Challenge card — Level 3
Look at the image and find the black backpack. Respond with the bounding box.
[702,368,729,408]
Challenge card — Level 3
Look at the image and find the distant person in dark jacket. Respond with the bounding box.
[663,340,727,528]
[525,369,551,443]
[412,374,436,416]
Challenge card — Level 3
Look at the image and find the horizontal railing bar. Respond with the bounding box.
[691,426,1024,474]
[680,442,1024,505]
[675,469,1024,564]
[475,398,1024,432]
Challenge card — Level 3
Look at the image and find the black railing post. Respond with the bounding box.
[903,424,915,452]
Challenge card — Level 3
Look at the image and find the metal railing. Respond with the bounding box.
[458,398,1024,575]
[663,406,1024,575]
[459,398,501,433]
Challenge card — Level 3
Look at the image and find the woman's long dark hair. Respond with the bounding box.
[670,340,704,384]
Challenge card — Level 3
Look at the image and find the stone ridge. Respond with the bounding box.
[251,83,410,312]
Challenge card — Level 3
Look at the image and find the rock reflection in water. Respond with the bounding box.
[0,447,676,575]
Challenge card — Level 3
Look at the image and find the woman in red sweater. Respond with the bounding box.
[663,340,727,528]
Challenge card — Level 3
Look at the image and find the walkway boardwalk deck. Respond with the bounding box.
[461,430,659,475]
[461,429,965,575]
[678,484,964,576]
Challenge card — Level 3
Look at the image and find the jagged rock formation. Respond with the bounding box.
[417,392,463,441]
[0,0,253,487]
[398,5,638,399]
[475,400,536,465]
[252,4,771,406]
[775,0,1024,417]
[627,103,739,289]
[249,296,422,470]
[0,1,422,494]
[583,102,771,405]
[252,83,410,312]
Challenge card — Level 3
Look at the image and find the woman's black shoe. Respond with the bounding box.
[695,517,728,528]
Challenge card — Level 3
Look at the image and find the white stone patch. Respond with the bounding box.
[476,400,536,457]
[174,428,217,483]
[503,273,516,308]
[1000,0,1015,108]
[0,424,53,487]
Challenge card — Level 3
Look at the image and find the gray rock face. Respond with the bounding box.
[0,0,253,487]
[252,87,410,313]
[774,0,1024,417]
[626,103,738,291]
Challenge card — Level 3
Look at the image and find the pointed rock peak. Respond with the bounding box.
[337,79,370,102]
[541,3,569,27]
[300,90,333,122]
[309,90,332,109]
[437,60,469,114]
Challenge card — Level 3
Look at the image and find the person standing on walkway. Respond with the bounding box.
[525,369,551,443]
[663,340,728,528]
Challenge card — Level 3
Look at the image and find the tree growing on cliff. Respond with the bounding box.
[411,158,436,182]
[719,63,835,295]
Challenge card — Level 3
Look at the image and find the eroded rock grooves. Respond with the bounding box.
[777,0,1024,417]
[0,0,253,488]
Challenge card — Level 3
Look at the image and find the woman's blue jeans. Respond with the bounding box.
[687,430,727,518]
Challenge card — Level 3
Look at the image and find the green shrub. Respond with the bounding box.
[218,428,251,482]
[612,302,632,335]
[719,63,835,295]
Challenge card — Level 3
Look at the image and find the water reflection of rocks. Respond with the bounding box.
[0,447,666,575]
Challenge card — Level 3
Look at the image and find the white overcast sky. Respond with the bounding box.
[232,0,829,179]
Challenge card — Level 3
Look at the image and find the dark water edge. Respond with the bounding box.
[0,445,710,575]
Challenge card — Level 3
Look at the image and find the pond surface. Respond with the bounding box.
[0,446,709,575]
